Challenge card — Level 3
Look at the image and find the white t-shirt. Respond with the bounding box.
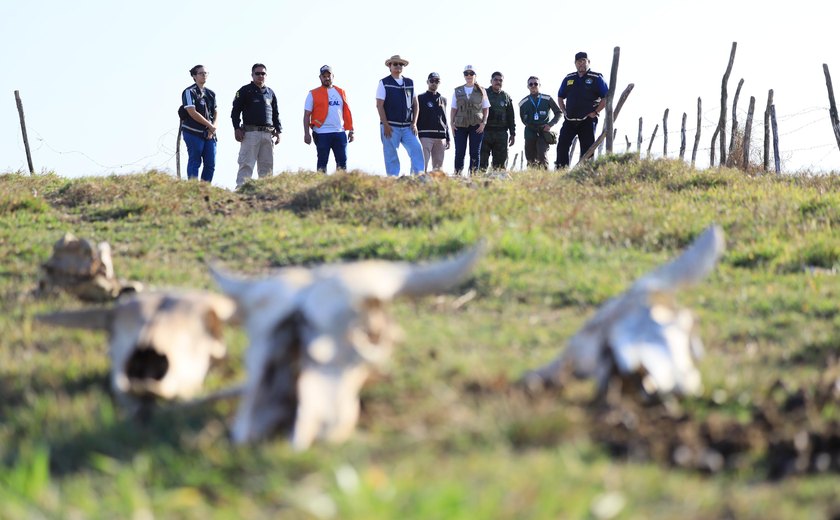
[376,76,405,100]
[304,87,345,134]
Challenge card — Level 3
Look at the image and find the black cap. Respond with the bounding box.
[575,52,588,61]
[319,65,332,74]
[428,72,440,80]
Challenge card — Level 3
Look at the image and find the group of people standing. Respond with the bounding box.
[178,52,608,186]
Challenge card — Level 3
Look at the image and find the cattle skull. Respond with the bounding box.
[523,225,725,398]
[211,243,485,450]
[37,291,237,406]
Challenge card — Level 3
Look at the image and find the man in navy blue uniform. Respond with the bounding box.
[180,65,217,182]
[555,52,609,168]
[231,63,282,187]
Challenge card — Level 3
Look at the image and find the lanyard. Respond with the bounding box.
[529,95,541,111]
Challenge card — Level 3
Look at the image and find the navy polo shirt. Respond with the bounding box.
[558,70,609,119]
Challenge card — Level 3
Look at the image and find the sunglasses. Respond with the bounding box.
[428,79,440,83]
[464,71,475,76]
[254,72,267,76]
[528,82,539,87]
[391,63,404,67]
[492,77,503,81]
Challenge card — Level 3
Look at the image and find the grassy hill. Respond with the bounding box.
[2,157,840,518]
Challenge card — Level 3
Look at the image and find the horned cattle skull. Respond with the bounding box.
[37,291,237,405]
[523,225,725,398]
[211,243,484,450]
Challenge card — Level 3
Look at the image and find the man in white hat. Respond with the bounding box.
[375,55,425,176]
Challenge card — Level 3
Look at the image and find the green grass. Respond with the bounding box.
[3,161,840,518]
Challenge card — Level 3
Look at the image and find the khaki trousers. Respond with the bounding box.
[236,131,274,187]
[420,137,446,171]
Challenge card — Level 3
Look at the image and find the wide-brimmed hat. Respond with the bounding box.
[385,55,409,67]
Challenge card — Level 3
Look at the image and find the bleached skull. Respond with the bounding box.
[37,291,237,404]
[212,244,484,450]
[523,225,725,398]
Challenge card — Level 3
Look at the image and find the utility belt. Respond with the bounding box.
[242,125,274,132]
[564,115,589,122]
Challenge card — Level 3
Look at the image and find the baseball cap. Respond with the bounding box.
[428,72,440,80]
[319,65,332,74]
[463,64,475,73]
[574,52,588,61]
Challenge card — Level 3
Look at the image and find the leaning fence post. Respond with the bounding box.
[823,64,840,153]
[717,42,737,165]
[771,104,781,173]
[727,78,744,167]
[582,83,635,161]
[742,96,756,170]
[679,112,687,160]
[710,126,719,166]
[691,97,702,167]
[647,124,659,158]
[625,135,631,153]
[763,89,774,171]
[605,46,620,153]
[14,90,35,174]
[662,108,669,157]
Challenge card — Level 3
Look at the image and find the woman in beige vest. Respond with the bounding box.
[450,65,490,176]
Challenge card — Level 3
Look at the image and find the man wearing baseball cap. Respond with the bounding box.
[556,51,609,168]
[416,72,451,171]
[303,65,354,172]
[375,55,425,175]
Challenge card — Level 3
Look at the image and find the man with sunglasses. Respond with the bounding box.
[450,65,490,176]
[303,65,354,173]
[231,63,282,187]
[416,72,450,172]
[180,64,217,183]
[480,71,516,171]
[375,55,425,176]
[555,51,609,168]
[518,76,562,169]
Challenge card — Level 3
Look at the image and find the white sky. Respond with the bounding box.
[2,0,838,190]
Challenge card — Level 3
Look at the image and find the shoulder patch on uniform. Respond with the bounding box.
[540,94,551,100]
[518,97,529,107]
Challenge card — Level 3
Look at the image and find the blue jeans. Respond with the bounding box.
[380,124,424,176]
[182,130,216,182]
[313,131,348,172]
[453,125,484,174]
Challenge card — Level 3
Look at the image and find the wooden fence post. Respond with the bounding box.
[581,83,635,161]
[647,124,659,158]
[570,136,578,163]
[637,117,643,156]
[175,127,182,179]
[763,89,774,171]
[605,46,620,153]
[625,135,631,153]
[771,104,781,173]
[742,96,756,170]
[717,42,737,166]
[662,108,669,157]
[679,112,687,160]
[710,126,719,166]
[823,64,840,153]
[14,91,35,174]
[727,78,744,167]
[691,97,702,167]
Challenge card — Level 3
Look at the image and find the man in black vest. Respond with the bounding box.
[416,72,450,172]
[375,55,425,176]
[231,63,282,187]
[180,65,217,182]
